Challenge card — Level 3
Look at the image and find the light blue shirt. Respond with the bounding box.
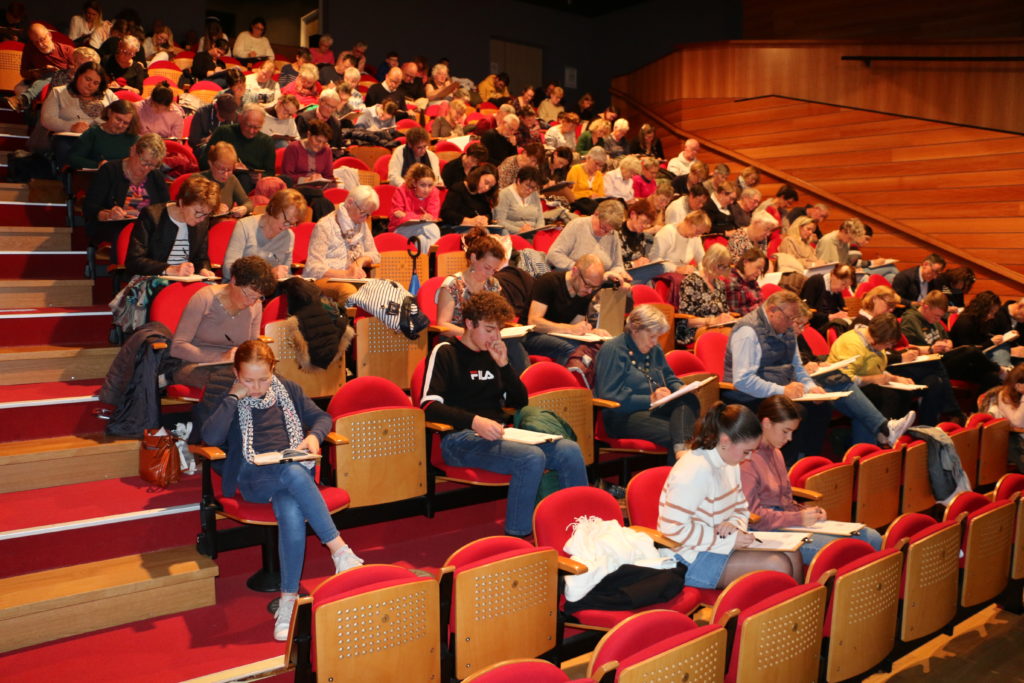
[728,325,815,397]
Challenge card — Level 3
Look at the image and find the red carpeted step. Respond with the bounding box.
[0,379,107,441]
[0,474,204,578]
[0,132,28,151]
[0,201,67,227]
[0,307,112,345]
[0,250,87,278]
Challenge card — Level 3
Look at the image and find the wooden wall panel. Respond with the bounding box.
[611,40,1024,133]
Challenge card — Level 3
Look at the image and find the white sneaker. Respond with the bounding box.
[883,411,916,447]
[332,545,365,574]
[273,594,297,642]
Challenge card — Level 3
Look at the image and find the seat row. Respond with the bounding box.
[271,473,1023,683]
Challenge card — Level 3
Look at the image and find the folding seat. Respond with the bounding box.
[967,412,1010,486]
[431,232,468,279]
[842,443,902,529]
[693,331,731,386]
[189,80,222,105]
[290,221,315,271]
[332,156,369,171]
[323,187,348,205]
[993,473,1024,612]
[205,219,236,272]
[323,376,427,509]
[665,349,719,417]
[286,564,439,683]
[789,456,854,522]
[434,139,463,153]
[533,486,703,635]
[624,465,672,529]
[937,420,981,488]
[373,231,418,285]
[372,154,391,181]
[801,325,830,357]
[521,362,597,466]
[348,145,391,170]
[896,435,935,514]
[943,490,1016,608]
[148,281,213,402]
[262,313,347,400]
[854,274,892,298]
[805,538,903,682]
[371,184,395,221]
[710,571,826,683]
[881,512,961,643]
[630,284,681,353]
[586,609,726,683]
[190,442,351,592]
[351,307,427,389]
[439,537,559,680]
[532,227,561,253]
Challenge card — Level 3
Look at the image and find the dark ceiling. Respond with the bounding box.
[514,0,652,18]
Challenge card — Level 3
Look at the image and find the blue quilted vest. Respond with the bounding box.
[723,307,797,386]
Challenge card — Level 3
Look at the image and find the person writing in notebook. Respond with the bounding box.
[420,292,588,538]
[722,289,915,464]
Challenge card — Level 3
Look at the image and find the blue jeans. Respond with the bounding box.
[523,332,581,365]
[603,393,700,460]
[799,526,883,565]
[238,462,340,593]
[816,377,887,446]
[441,429,589,536]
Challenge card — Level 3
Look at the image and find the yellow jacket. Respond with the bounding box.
[826,328,888,379]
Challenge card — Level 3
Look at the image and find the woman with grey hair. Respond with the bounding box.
[594,304,702,461]
[676,243,735,346]
[83,132,168,245]
[304,185,380,304]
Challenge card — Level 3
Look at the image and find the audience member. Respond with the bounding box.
[102,34,146,92]
[565,146,607,204]
[68,0,111,49]
[355,99,398,131]
[676,244,734,346]
[134,82,183,138]
[387,126,441,186]
[188,93,238,155]
[304,186,380,304]
[309,34,334,65]
[575,118,610,154]
[191,38,228,81]
[9,23,74,111]
[727,209,776,263]
[125,173,218,277]
[494,166,544,234]
[524,254,610,363]
[650,209,709,275]
[439,163,498,229]
[365,67,405,110]
[729,187,762,229]
[69,98,139,169]
[778,216,822,270]
[389,163,442,249]
[892,254,947,307]
[279,48,310,88]
[666,138,700,176]
[223,189,304,280]
[200,142,254,218]
[280,63,321,107]
[544,111,578,149]
[664,184,708,226]
[36,61,115,159]
[630,123,664,159]
[496,141,543,189]
[800,263,854,335]
[659,402,802,587]
[703,180,739,236]
[232,17,273,66]
[724,248,767,316]
[595,305,701,460]
[602,154,640,201]
[202,104,276,193]
[441,141,488,188]
[422,292,588,537]
[815,218,865,266]
[537,85,564,123]
[481,113,519,165]
[615,198,657,275]
[83,133,167,245]
[243,60,281,104]
[430,99,466,137]
[477,72,510,105]
[546,199,629,281]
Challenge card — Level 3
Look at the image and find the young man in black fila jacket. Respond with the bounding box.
[420,292,588,538]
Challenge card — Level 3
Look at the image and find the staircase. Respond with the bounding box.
[0,113,217,657]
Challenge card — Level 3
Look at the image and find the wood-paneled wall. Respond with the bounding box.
[742,0,1024,41]
[611,40,1024,133]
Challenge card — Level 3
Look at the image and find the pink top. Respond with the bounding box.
[632,174,655,199]
[309,47,335,65]
[134,99,185,139]
[280,79,322,107]
[388,184,441,231]
[739,443,805,530]
[280,140,332,181]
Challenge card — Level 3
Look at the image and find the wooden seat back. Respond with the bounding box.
[961,500,1016,607]
[852,448,902,529]
[263,319,346,399]
[527,386,595,465]
[353,314,427,390]
[332,407,426,507]
[804,462,854,522]
[977,417,1010,486]
[900,440,935,514]
[898,522,960,642]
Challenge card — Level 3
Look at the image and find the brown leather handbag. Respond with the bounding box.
[139,429,181,487]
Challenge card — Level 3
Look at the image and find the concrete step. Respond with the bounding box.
[0,433,139,494]
[0,278,93,307]
[0,545,218,654]
[0,344,118,385]
[0,226,71,250]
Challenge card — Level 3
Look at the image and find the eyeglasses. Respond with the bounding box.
[190,207,211,220]
[240,288,265,302]
[137,158,161,169]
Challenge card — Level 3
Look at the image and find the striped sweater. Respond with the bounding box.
[657,447,749,563]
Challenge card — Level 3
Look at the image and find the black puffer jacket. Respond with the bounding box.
[282,277,347,369]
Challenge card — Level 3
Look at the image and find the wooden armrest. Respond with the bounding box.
[258,335,273,343]
[291,262,305,270]
[749,513,762,525]
[425,421,453,432]
[190,444,226,460]
[502,406,516,415]
[792,486,823,501]
[324,431,349,446]
[592,398,620,409]
[719,381,735,390]
[150,341,168,351]
[428,324,445,334]
[211,262,221,270]
[557,557,589,575]
[591,661,620,681]
[345,306,357,318]
[815,567,837,587]
[675,313,695,319]
[630,525,680,550]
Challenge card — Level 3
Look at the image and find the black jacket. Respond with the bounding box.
[892,266,936,306]
[83,159,169,242]
[100,321,180,436]
[126,204,211,276]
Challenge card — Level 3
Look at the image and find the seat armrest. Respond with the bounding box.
[190,444,226,461]
[425,421,453,432]
[630,525,680,550]
[324,432,349,446]
[592,398,620,409]
[557,557,589,575]
[258,335,274,343]
[150,341,168,351]
[792,486,823,501]
[719,381,735,390]
[428,324,445,334]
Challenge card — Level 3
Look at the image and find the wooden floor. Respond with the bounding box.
[866,604,1024,682]
[625,96,1024,299]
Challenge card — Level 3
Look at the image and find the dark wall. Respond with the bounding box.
[322,0,741,107]
[23,0,208,47]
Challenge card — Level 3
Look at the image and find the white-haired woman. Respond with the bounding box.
[304,185,380,305]
[604,117,630,158]
[594,304,702,462]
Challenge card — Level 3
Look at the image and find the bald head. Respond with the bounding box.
[683,138,700,161]
[28,23,54,53]
[385,67,402,89]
